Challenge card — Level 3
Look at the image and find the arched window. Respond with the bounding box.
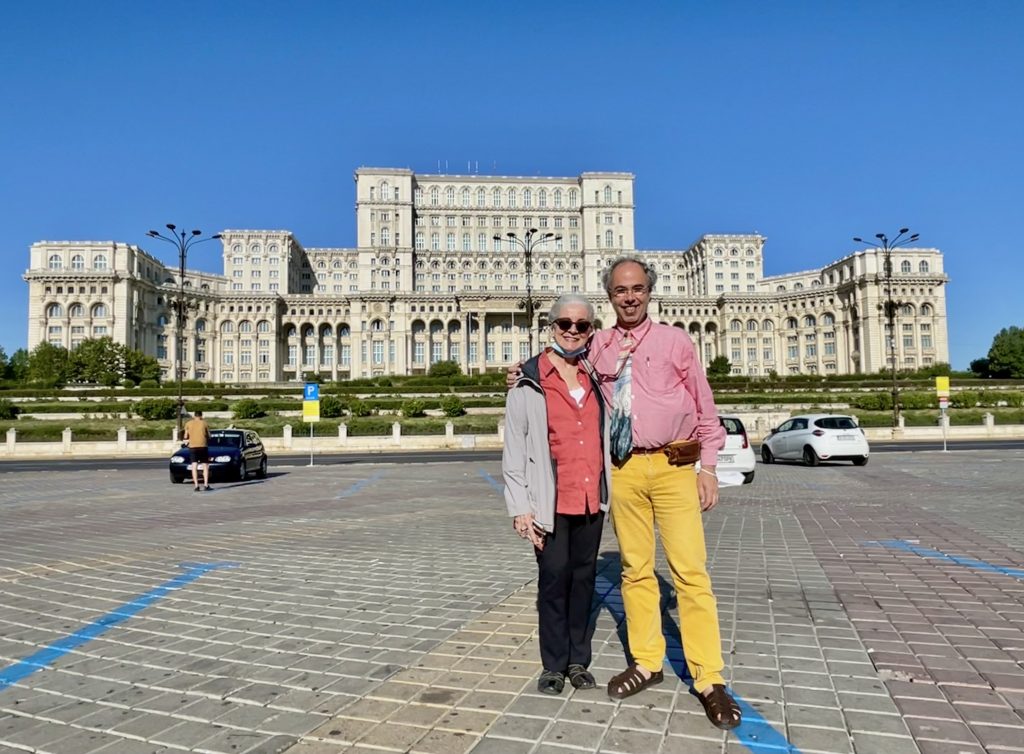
[803,315,816,328]
[786,317,798,329]
[461,187,470,207]
[339,324,351,337]
[430,186,439,206]
[380,227,390,246]
[538,189,547,207]
[380,181,390,201]
[93,254,108,271]
[730,320,742,332]
[746,319,758,331]
[901,260,912,273]
[92,303,108,318]
[321,325,333,338]
[303,325,314,338]
[476,187,485,207]
[794,282,804,290]
[158,314,169,327]
[46,303,63,318]
[221,320,234,333]
[920,303,933,316]
[507,187,517,207]
[284,325,296,337]
[48,254,63,270]
[492,187,501,207]
[414,186,423,204]
[822,313,835,326]
[195,319,207,332]
[522,188,532,207]
[415,232,425,250]
[371,319,384,331]
[568,189,578,208]
[762,320,774,331]
[445,186,455,204]
[238,320,253,333]
[69,303,84,318]
[553,189,562,208]
[900,304,915,316]
[776,285,786,291]
[257,320,270,333]
[604,186,612,203]
[919,260,930,273]
[71,255,85,270]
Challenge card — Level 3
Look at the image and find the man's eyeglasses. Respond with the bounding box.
[611,285,650,298]
[552,319,593,334]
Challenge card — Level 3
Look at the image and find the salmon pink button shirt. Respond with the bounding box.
[587,318,725,467]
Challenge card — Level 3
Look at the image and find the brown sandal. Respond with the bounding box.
[607,664,663,700]
[697,684,742,730]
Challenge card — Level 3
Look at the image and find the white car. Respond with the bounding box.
[717,415,756,484]
[760,414,870,467]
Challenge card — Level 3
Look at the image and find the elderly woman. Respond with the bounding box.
[502,293,612,695]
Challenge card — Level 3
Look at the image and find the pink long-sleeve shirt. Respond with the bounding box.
[588,317,726,467]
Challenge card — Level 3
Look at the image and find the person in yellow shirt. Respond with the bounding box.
[183,410,212,491]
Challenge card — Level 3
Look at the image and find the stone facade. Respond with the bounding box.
[24,168,949,381]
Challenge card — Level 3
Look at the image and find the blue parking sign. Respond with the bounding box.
[304,382,319,401]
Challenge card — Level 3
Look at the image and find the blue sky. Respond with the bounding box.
[2,0,1020,368]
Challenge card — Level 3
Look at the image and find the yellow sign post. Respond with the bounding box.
[302,382,320,466]
[302,400,320,422]
[935,376,950,452]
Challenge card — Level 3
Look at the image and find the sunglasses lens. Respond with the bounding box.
[576,321,592,333]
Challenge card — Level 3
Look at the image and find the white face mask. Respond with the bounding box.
[551,341,589,359]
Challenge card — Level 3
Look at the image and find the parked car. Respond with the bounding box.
[717,415,756,484]
[170,429,268,483]
[760,414,870,467]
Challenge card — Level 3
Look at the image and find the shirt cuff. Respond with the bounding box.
[699,449,720,468]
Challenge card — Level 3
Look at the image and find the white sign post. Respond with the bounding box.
[303,383,320,467]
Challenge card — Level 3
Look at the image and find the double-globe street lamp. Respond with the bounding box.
[146,224,222,436]
[494,228,561,356]
[852,228,920,430]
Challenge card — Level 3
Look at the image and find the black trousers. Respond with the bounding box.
[535,510,605,672]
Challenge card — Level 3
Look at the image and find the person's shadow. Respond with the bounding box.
[592,550,694,687]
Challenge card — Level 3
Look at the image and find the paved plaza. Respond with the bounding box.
[1,450,1023,754]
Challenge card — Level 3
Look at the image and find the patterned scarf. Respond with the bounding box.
[609,334,635,460]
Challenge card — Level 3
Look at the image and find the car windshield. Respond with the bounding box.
[720,417,745,435]
[209,432,243,447]
[815,417,858,430]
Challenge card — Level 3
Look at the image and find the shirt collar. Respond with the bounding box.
[614,316,652,340]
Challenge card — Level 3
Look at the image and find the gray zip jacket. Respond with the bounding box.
[502,352,612,533]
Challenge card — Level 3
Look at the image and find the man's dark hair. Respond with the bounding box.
[194,410,203,418]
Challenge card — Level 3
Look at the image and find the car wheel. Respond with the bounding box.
[852,455,869,466]
[237,460,247,481]
[803,446,820,467]
[742,470,755,484]
[761,446,774,464]
[170,471,184,484]
[256,456,268,479]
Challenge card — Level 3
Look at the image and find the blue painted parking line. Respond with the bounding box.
[868,539,1024,580]
[478,468,503,495]
[0,561,238,693]
[595,573,801,753]
[334,471,387,500]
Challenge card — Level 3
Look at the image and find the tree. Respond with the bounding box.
[428,360,461,378]
[970,357,990,377]
[124,348,161,384]
[706,355,732,379]
[27,342,71,386]
[6,348,29,381]
[986,326,1024,378]
[70,337,125,386]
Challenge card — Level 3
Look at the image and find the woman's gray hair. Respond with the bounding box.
[547,293,596,323]
[600,255,658,294]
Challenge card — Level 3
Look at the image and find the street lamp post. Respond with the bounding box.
[853,228,920,430]
[495,228,561,356]
[146,224,221,436]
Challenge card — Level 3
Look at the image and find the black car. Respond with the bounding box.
[170,429,268,484]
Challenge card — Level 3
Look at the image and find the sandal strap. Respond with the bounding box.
[699,684,742,729]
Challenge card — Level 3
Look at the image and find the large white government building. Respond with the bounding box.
[25,167,949,382]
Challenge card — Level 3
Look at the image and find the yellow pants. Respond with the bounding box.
[611,453,725,690]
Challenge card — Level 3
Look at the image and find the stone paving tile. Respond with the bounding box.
[2,453,1024,753]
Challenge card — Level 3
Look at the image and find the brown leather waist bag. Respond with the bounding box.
[663,439,701,466]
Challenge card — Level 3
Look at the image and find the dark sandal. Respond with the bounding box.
[537,670,565,695]
[607,664,663,700]
[697,684,742,730]
[567,664,596,690]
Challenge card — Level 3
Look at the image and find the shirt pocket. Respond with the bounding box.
[642,354,684,395]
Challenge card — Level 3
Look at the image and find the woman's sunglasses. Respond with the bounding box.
[552,319,593,334]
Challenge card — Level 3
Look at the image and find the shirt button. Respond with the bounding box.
[579,440,584,445]
[584,477,589,482]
